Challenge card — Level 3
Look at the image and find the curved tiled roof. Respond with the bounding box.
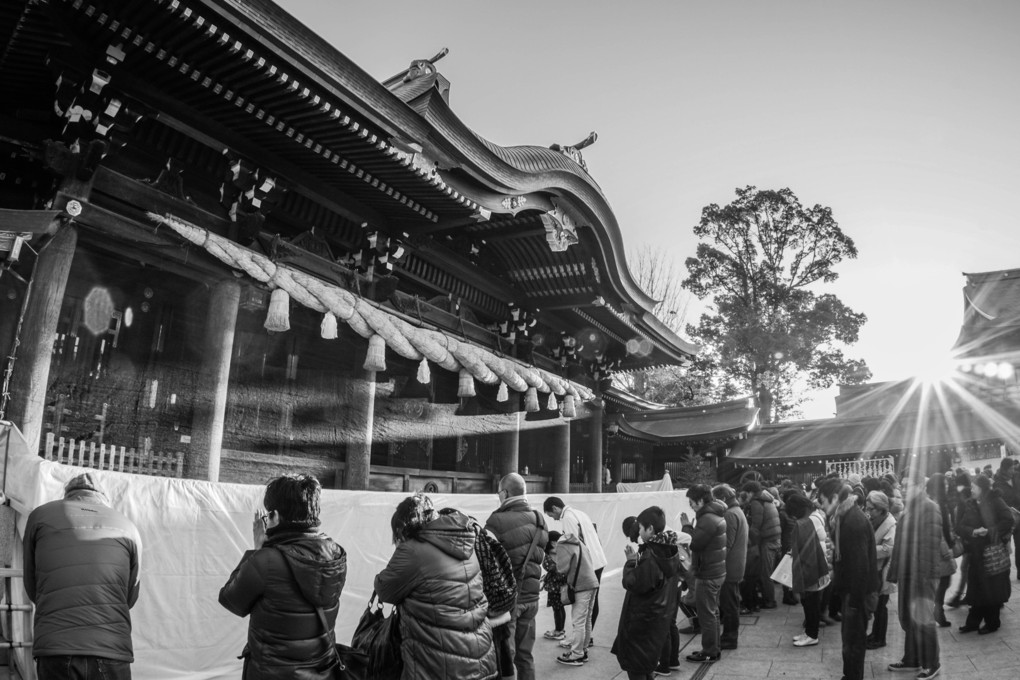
[617,398,759,444]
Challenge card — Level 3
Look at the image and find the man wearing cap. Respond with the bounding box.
[23,473,142,680]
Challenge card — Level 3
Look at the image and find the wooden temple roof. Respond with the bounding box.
[953,268,1020,361]
[614,397,760,446]
[0,0,697,384]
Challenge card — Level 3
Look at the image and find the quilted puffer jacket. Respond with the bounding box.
[612,538,680,674]
[484,498,547,605]
[23,491,142,661]
[375,511,498,680]
[219,526,347,680]
[690,499,728,580]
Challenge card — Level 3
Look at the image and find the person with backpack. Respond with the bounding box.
[553,523,598,666]
[484,473,547,680]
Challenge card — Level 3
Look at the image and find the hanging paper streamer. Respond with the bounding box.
[563,394,577,418]
[525,387,539,412]
[496,382,509,402]
[264,288,291,332]
[364,334,386,372]
[320,311,338,339]
[458,369,476,398]
[416,358,431,384]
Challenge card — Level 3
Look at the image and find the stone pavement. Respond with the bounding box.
[531,569,1020,680]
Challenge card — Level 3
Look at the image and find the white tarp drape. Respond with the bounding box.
[1,422,691,680]
[616,472,675,493]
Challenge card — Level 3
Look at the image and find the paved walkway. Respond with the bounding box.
[531,569,1020,680]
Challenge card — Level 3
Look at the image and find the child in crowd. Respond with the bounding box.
[555,524,599,665]
[542,530,568,641]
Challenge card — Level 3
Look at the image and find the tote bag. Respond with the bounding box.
[770,553,794,589]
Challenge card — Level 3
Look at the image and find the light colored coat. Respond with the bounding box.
[872,512,897,595]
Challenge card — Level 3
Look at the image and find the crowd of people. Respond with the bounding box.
[19,460,1020,680]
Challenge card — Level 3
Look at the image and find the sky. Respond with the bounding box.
[276,0,1020,419]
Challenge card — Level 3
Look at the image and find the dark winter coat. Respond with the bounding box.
[219,525,347,680]
[830,502,879,609]
[992,472,1019,510]
[484,498,547,605]
[24,491,141,662]
[790,517,829,595]
[375,511,498,680]
[690,500,728,581]
[747,491,782,547]
[612,541,680,674]
[722,499,749,583]
[888,494,944,583]
[957,491,1013,607]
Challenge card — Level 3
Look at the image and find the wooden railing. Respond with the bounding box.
[42,433,184,478]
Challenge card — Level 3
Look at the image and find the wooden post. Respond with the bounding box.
[493,412,521,478]
[345,370,375,490]
[551,420,571,494]
[188,279,240,482]
[6,224,79,453]
[587,403,603,493]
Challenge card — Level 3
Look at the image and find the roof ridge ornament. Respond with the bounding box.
[550,131,597,173]
[540,200,581,252]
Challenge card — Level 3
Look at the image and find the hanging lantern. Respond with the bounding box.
[496,382,509,402]
[547,391,558,411]
[363,334,386,372]
[524,387,539,412]
[457,369,476,398]
[264,288,290,332]
[563,394,576,418]
[320,311,338,340]
[416,358,431,384]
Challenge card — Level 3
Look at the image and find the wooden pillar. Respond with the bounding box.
[551,420,571,494]
[587,404,603,493]
[189,279,240,482]
[493,412,521,478]
[6,224,78,453]
[345,370,375,490]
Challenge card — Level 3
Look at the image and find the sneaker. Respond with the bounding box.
[686,651,720,663]
[580,653,589,663]
[587,637,594,648]
[654,667,672,677]
[668,660,682,669]
[866,640,886,650]
[738,607,754,616]
[889,662,921,672]
[544,630,565,640]
[916,667,941,680]
[793,636,818,647]
[792,633,808,643]
[719,642,737,650]
[556,654,584,667]
[558,640,572,648]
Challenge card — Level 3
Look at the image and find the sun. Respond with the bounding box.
[912,355,961,386]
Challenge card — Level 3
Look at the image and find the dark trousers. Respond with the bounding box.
[869,594,890,643]
[553,603,566,631]
[38,656,132,680]
[658,597,680,667]
[966,604,1002,630]
[592,567,604,630]
[840,594,868,680]
[897,577,938,670]
[720,581,740,645]
[627,673,654,680]
[759,545,780,606]
[801,588,822,639]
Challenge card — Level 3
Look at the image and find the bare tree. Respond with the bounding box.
[629,244,692,335]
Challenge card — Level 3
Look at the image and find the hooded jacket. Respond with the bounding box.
[24,490,142,662]
[612,538,680,674]
[375,511,498,680]
[219,526,347,680]
[554,534,599,593]
[484,498,547,605]
[747,490,782,547]
[690,499,728,580]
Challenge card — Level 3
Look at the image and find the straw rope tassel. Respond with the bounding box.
[457,369,476,398]
[264,288,291,332]
[417,358,431,384]
[496,382,509,402]
[525,387,539,412]
[364,334,386,372]
[320,311,338,339]
[563,394,576,418]
[547,391,558,411]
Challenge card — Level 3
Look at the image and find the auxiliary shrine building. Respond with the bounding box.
[0,0,698,493]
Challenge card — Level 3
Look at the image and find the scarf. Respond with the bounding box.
[647,529,679,546]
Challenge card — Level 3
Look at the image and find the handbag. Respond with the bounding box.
[770,552,794,589]
[351,593,403,680]
[983,541,1010,576]
[951,535,964,559]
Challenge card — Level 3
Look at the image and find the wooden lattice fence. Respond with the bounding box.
[43,433,184,478]
[825,457,895,480]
